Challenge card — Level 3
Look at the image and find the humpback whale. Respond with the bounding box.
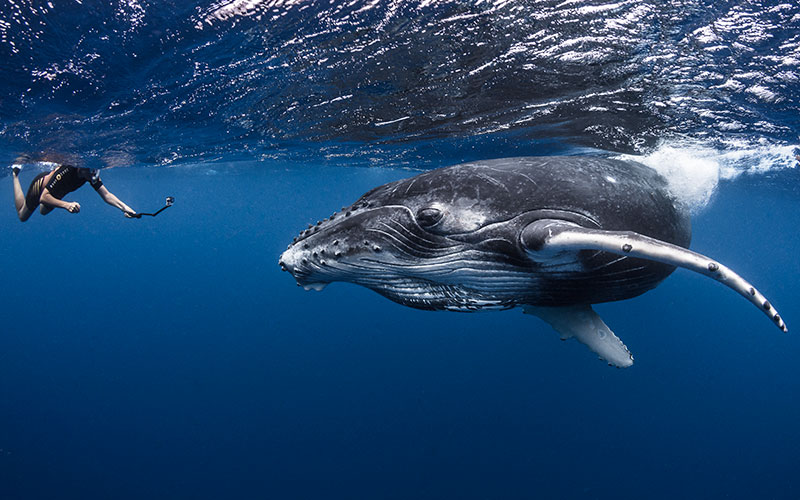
[279,157,787,367]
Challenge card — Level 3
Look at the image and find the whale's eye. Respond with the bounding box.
[416,207,443,227]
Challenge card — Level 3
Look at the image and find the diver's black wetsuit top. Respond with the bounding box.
[45,165,104,199]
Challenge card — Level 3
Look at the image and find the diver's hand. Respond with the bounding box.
[66,202,81,213]
[124,210,137,218]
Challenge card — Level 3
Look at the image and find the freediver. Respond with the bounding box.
[10,160,136,222]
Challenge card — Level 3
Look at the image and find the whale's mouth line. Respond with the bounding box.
[280,208,599,292]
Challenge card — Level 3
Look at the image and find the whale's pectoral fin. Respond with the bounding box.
[521,219,788,332]
[523,305,634,368]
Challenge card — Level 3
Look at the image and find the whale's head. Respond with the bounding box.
[279,159,683,310]
[278,171,519,311]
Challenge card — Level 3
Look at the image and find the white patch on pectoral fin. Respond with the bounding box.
[524,305,634,368]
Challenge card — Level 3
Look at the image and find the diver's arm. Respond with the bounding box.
[96,185,136,217]
[40,190,80,213]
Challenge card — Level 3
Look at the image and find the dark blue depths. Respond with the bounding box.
[1,164,798,500]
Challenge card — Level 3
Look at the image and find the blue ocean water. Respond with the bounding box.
[2,1,800,499]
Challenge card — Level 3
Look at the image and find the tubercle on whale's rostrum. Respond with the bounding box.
[288,201,376,248]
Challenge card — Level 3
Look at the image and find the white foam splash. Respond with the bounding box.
[618,141,798,212]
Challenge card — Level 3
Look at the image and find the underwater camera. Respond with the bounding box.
[134,196,175,218]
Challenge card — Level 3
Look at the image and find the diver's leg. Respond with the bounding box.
[12,170,32,222]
